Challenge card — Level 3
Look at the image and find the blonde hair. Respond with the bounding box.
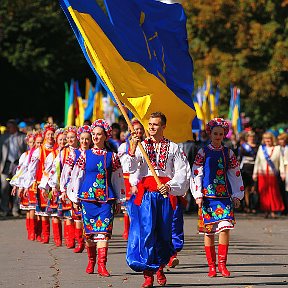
[261,131,276,145]
[245,130,255,141]
[277,132,288,143]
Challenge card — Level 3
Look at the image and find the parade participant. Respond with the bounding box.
[23,123,57,243]
[10,131,36,239]
[59,126,79,248]
[64,125,92,253]
[252,131,285,218]
[238,130,259,213]
[190,118,244,278]
[117,118,145,240]
[20,130,44,241]
[126,112,190,288]
[38,128,67,246]
[67,119,125,276]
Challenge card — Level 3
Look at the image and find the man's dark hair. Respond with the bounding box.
[149,112,167,125]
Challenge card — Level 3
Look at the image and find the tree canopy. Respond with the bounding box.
[0,0,287,128]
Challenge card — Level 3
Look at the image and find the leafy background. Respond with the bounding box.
[0,0,287,128]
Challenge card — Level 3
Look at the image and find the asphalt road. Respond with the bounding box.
[0,212,287,288]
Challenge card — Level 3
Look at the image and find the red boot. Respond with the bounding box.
[168,252,179,268]
[97,247,110,277]
[29,217,36,241]
[26,218,30,240]
[63,220,68,246]
[52,221,62,247]
[218,244,230,277]
[66,223,75,249]
[86,245,96,274]
[73,227,85,253]
[142,270,154,288]
[41,219,50,244]
[156,265,167,286]
[205,246,217,277]
[122,213,130,240]
[35,218,42,242]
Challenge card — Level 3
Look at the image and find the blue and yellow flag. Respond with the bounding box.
[66,79,75,127]
[60,0,195,142]
[84,83,95,122]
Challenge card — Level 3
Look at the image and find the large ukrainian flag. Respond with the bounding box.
[60,0,195,142]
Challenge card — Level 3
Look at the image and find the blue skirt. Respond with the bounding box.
[126,192,175,272]
[81,200,114,237]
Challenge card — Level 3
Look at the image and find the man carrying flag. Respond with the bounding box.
[127,112,190,287]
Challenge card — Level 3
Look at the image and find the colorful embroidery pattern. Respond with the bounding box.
[229,152,239,169]
[144,137,170,170]
[203,203,234,221]
[194,151,205,166]
[82,206,113,233]
[204,157,228,197]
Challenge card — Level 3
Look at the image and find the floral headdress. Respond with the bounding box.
[54,128,67,141]
[65,126,78,135]
[25,131,36,143]
[91,119,112,138]
[34,129,44,139]
[206,118,230,136]
[77,125,91,140]
[43,123,58,136]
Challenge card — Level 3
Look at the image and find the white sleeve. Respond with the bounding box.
[48,154,61,189]
[167,146,191,196]
[23,148,40,189]
[190,148,205,199]
[67,153,85,203]
[38,152,54,190]
[111,153,126,203]
[60,150,76,193]
[227,149,245,200]
[10,152,27,187]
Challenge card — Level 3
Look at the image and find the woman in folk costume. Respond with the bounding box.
[252,131,285,218]
[23,123,57,243]
[117,118,145,240]
[67,119,125,276]
[19,130,44,241]
[190,118,244,278]
[38,128,67,246]
[10,131,35,240]
[61,125,92,253]
[58,126,79,249]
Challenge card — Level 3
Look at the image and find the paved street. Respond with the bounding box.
[0,212,287,288]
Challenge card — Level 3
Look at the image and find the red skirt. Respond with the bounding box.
[258,174,284,212]
[123,173,132,200]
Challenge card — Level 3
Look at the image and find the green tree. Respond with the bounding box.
[0,0,94,123]
[183,0,288,128]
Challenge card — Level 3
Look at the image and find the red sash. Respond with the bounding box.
[134,176,177,210]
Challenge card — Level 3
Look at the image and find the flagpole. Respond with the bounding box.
[66,7,165,195]
[111,91,166,196]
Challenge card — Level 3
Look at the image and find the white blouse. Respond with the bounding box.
[127,138,191,196]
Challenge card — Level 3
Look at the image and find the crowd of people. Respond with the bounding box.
[0,113,287,287]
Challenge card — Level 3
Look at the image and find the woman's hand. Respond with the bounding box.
[114,203,122,214]
[52,187,58,197]
[11,186,17,196]
[195,197,203,208]
[41,189,48,200]
[233,197,241,209]
[131,186,138,195]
